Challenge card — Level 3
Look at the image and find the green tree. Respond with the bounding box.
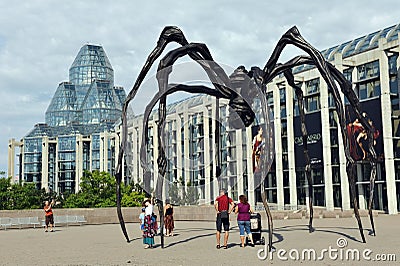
[183,181,199,205]
[64,170,117,208]
[63,170,146,208]
[121,186,145,207]
[0,177,11,210]
[8,182,43,209]
[120,183,146,207]
[168,180,181,205]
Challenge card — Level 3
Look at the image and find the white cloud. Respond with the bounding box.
[1,0,400,171]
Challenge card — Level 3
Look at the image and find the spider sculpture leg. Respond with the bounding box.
[327,60,378,237]
[141,42,254,248]
[254,26,376,242]
[293,57,378,237]
[115,26,239,243]
[324,59,377,238]
[115,26,192,243]
[282,70,313,232]
[367,138,378,236]
[260,178,274,251]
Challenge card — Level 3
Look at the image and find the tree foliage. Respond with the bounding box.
[0,177,48,210]
[167,179,199,206]
[183,181,199,205]
[0,171,146,210]
[63,170,146,208]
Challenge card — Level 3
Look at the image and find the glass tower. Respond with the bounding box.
[22,44,126,193]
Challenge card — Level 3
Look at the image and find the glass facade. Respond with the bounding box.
[20,44,126,194]
[69,44,114,106]
[45,82,77,127]
[23,138,42,189]
[91,134,100,170]
[58,136,76,193]
[45,45,124,131]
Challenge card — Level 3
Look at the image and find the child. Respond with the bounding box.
[139,208,145,232]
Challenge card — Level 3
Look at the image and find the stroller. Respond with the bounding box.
[247,213,265,245]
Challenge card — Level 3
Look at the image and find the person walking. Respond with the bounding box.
[142,199,156,249]
[44,200,54,232]
[214,189,234,249]
[235,195,254,247]
[139,207,145,232]
[164,200,174,237]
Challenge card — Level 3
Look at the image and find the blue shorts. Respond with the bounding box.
[140,224,144,230]
[237,220,252,236]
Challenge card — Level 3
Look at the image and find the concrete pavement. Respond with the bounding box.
[0,215,399,265]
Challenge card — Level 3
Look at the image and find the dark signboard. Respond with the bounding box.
[293,112,323,169]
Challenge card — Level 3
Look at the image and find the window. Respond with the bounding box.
[356,61,381,100]
[357,80,380,100]
[388,54,398,75]
[343,68,353,82]
[305,78,320,113]
[266,92,274,119]
[306,78,320,95]
[357,60,380,81]
[306,95,320,112]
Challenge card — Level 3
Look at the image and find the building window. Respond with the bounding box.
[306,95,320,112]
[357,80,381,100]
[305,78,320,113]
[266,92,274,120]
[389,54,399,111]
[356,61,381,100]
[343,68,353,82]
[279,88,286,118]
[357,60,380,80]
[306,78,320,94]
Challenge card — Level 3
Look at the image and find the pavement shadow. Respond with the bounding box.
[271,224,365,243]
[164,232,216,248]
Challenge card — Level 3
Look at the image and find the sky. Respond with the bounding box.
[1,0,400,174]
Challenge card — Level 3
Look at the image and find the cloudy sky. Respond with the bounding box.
[1,0,399,173]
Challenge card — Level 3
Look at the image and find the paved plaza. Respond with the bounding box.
[0,214,399,265]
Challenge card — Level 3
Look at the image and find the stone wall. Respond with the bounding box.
[0,206,381,225]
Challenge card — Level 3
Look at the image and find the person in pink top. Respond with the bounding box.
[235,195,254,247]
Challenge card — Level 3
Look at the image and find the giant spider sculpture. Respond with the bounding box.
[115,26,379,250]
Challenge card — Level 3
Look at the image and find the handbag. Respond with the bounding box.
[220,195,229,219]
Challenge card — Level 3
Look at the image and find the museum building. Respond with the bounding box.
[127,24,400,215]
[8,44,126,193]
[8,24,400,215]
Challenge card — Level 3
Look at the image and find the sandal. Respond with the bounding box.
[216,245,220,249]
[223,245,228,249]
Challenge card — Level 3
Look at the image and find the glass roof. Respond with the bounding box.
[45,82,78,127]
[293,23,400,74]
[69,44,113,87]
[25,44,125,140]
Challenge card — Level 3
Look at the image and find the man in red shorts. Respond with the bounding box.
[214,189,234,249]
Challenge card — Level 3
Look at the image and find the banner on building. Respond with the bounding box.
[345,98,383,161]
[293,112,323,169]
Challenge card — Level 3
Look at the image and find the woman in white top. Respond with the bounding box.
[142,199,156,249]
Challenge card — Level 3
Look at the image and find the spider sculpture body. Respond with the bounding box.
[115,26,378,250]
